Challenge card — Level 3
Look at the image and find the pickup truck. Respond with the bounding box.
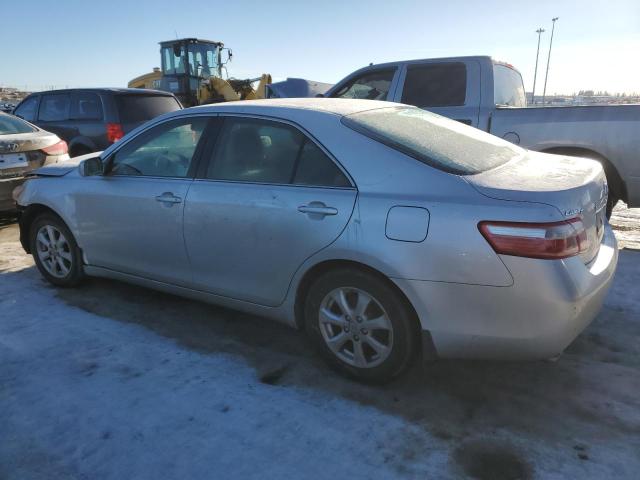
[323,56,639,214]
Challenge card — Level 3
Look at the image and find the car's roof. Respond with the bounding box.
[26,88,174,97]
[185,98,399,118]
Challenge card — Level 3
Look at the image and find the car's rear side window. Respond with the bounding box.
[401,63,467,107]
[39,94,71,121]
[115,95,181,123]
[206,117,350,187]
[70,92,103,120]
[0,113,37,134]
[343,106,523,175]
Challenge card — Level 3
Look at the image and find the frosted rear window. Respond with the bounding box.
[342,107,524,175]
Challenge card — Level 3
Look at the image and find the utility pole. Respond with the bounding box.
[542,17,559,105]
[531,28,545,105]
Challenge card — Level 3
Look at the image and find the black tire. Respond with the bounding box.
[29,213,84,287]
[70,146,93,158]
[304,268,418,383]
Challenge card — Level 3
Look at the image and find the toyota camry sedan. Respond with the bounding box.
[15,98,618,382]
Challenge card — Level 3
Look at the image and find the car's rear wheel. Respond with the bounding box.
[304,269,418,383]
[30,213,83,287]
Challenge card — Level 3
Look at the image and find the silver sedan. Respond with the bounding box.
[15,99,618,382]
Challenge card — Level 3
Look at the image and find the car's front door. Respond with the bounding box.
[183,116,357,306]
[74,116,210,286]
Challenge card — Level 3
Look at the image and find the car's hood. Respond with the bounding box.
[33,151,102,177]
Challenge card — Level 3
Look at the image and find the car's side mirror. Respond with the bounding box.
[80,157,104,176]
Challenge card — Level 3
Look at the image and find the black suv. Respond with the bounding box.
[13,88,182,157]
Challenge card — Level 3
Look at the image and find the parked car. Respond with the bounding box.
[12,88,182,157]
[1,103,16,113]
[325,56,640,215]
[15,99,617,382]
[0,112,69,212]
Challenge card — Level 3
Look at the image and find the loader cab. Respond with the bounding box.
[159,38,224,106]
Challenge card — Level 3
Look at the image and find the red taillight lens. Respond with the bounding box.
[479,218,589,260]
[106,123,124,143]
[41,140,68,156]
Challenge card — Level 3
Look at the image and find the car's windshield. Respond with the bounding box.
[342,106,524,175]
[0,113,37,135]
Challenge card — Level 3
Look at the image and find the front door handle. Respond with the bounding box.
[155,192,182,205]
[298,202,338,217]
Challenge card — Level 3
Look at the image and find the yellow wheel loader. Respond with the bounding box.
[128,38,272,107]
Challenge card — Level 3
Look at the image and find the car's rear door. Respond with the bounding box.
[183,115,357,306]
[74,115,210,286]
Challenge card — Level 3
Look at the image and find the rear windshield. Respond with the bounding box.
[0,114,37,135]
[116,95,181,123]
[342,106,524,175]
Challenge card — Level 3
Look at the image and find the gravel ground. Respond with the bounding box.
[0,204,639,479]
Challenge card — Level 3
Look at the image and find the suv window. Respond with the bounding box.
[39,94,71,121]
[14,96,38,122]
[70,92,103,120]
[110,117,208,177]
[401,63,467,107]
[331,69,396,101]
[115,95,181,123]
[207,118,350,187]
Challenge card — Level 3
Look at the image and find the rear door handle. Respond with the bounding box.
[298,203,338,216]
[155,192,182,205]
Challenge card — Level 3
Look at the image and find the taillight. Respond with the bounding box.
[41,140,68,156]
[106,123,124,143]
[479,218,589,260]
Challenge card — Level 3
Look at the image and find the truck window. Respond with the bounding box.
[330,69,396,101]
[343,106,523,175]
[401,63,467,107]
[493,64,526,107]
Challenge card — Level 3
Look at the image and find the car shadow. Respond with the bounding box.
[53,271,640,454]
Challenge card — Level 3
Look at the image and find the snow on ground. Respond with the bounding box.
[610,202,640,250]
[1,210,639,479]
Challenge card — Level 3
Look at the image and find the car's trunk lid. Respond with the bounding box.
[466,150,608,263]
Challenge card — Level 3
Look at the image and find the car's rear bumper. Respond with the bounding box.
[394,225,618,360]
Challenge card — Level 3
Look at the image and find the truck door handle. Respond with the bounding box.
[155,192,182,205]
[298,203,338,217]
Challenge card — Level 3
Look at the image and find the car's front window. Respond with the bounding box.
[343,106,524,175]
[109,117,208,178]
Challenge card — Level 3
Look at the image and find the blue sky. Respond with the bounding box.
[3,0,639,93]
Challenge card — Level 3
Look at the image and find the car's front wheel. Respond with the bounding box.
[304,269,418,383]
[30,213,84,287]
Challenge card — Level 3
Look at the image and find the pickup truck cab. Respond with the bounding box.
[325,56,639,213]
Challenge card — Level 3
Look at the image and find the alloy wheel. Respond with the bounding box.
[35,225,73,278]
[318,287,394,368]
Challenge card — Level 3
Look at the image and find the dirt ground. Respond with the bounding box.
[1,203,639,479]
